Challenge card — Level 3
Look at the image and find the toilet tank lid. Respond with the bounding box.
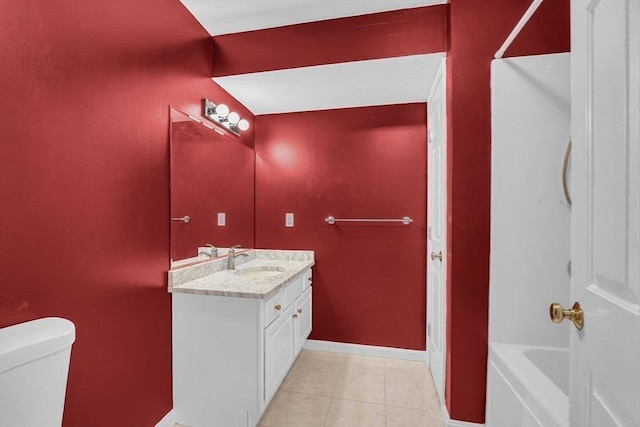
[0,317,76,374]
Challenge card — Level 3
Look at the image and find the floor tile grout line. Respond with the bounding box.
[323,373,340,427]
[280,388,334,398]
[322,357,339,427]
[385,401,443,412]
[322,396,331,427]
[384,367,388,427]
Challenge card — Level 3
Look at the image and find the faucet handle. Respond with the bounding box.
[203,243,218,257]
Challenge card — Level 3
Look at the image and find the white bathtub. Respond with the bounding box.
[486,343,569,427]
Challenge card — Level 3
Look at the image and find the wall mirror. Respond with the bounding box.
[170,107,255,267]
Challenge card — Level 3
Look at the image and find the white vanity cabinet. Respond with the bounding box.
[172,267,312,427]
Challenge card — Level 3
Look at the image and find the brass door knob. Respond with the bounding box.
[297,308,303,314]
[549,302,583,330]
[274,304,281,311]
[292,313,298,319]
[431,251,443,262]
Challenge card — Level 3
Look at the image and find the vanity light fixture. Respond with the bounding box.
[227,111,240,125]
[202,98,250,136]
[238,119,250,131]
[213,103,229,118]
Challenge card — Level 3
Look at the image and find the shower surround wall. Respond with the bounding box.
[487,53,571,426]
[489,53,571,348]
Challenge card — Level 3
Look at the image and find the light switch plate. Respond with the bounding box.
[285,213,294,227]
[217,212,226,226]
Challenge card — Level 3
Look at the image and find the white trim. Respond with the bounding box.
[154,409,175,427]
[303,339,426,361]
[494,0,544,59]
[441,404,486,427]
[427,56,446,100]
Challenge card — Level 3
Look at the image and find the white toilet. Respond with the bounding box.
[0,317,76,427]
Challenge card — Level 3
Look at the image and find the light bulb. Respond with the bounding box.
[227,112,240,125]
[215,103,229,118]
[238,119,250,131]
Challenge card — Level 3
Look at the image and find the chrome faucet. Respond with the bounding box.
[227,245,248,270]
[198,243,218,259]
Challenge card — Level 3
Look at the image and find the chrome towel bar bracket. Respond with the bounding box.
[171,216,190,223]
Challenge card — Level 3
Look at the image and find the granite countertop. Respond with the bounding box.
[168,249,314,299]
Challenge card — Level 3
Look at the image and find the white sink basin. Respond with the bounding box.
[235,267,285,278]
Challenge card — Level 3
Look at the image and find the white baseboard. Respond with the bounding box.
[303,339,426,361]
[441,404,485,427]
[154,409,175,427]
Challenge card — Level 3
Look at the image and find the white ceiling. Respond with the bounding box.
[180,0,446,115]
[180,0,446,36]
[213,54,444,115]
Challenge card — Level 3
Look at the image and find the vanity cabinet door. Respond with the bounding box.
[294,287,312,354]
[264,305,295,403]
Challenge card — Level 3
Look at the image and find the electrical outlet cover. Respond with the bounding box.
[285,213,294,227]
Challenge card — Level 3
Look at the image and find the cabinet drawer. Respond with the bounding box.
[264,289,284,326]
[284,275,304,308]
[302,269,312,291]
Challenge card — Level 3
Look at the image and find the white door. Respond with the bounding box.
[570,1,640,425]
[426,58,446,401]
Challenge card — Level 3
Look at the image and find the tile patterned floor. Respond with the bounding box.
[258,349,444,427]
[175,349,444,427]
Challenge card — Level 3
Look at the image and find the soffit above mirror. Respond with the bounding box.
[212,53,444,115]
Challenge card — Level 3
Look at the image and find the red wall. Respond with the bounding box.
[170,113,254,261]
[445,0,570,422]
[0,1,253,425]
[255,105,427,350]
[212,5,448,76]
